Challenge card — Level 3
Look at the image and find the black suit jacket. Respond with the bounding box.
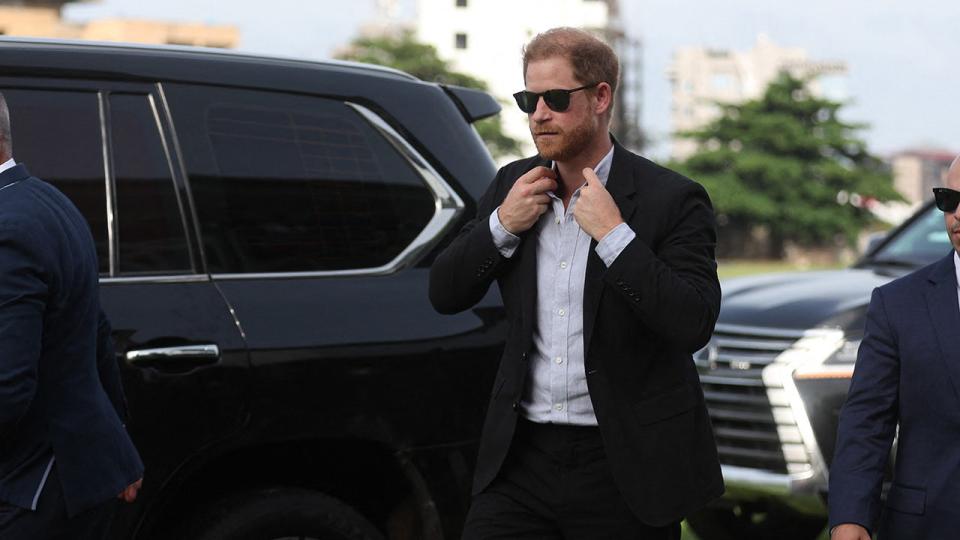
[829,253,960,538]
[429,142,724,526]
[0,164,143,517]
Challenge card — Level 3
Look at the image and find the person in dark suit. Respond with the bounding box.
[0,91,144,539]
[829,156,960,539]
[429,27,723,539]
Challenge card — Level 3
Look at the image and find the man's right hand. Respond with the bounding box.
[118,478,143,503]
[497,166,557,234]
[831,523,871,540]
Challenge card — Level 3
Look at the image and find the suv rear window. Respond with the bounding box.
[165,85,436,274]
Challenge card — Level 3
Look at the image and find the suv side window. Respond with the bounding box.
[164,84,436,274]
[1,88,109,274]
[109,93,192,275]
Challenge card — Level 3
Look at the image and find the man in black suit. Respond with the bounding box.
[0,91,144,539]
[430,27,723,540]
[829,156,960,539]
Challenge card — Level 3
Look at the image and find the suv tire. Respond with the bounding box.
[190,488,385,540]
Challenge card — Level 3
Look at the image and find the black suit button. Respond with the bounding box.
[512,401,520,412]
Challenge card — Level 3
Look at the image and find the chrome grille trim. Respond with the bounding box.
[698,322,844,501]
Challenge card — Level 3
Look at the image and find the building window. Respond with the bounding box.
[456,0,467,6]
[455,33,468,49]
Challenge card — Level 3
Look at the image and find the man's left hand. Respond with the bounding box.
[574,167,624,241]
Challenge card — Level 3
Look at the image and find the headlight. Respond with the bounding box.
[824,338,861,365]
[793,336,860,380]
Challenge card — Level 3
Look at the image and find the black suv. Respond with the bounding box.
[0,38,507,540]
[688,201,950,540]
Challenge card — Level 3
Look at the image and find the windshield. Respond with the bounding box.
[870,204,952,267]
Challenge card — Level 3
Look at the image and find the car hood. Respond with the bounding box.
[718,268,894,331]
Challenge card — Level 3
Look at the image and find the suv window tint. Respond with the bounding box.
[109,93,192,275]
[164,85,436,273]
[874,204,951,265]
[1,88,108,274]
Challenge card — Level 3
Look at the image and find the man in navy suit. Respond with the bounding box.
[430,28,722,539]
[829,156,960,539]
[0,92,143,539]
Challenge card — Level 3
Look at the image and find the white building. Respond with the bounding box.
[415,0,640,161]
[668,34,846,160]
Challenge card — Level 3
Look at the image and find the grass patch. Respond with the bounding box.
[718,259,844,280]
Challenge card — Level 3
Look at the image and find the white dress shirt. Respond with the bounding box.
[954,250,959,310]
[489,145,636,425]
[0,157,16,176]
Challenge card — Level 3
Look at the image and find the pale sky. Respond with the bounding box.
[64,0,959,160]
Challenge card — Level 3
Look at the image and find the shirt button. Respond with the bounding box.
[554,356,563,364]
[555,216,561,224]
[554,403,564,411]
[559,261,567,269]
[558,308,566,317]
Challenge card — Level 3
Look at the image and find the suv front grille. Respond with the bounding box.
[696,324,806,474]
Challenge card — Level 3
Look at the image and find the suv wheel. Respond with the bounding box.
[189,488,384,540]
[686,505,826,540]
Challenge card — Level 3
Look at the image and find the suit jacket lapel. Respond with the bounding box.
[583,143,638,360]
[518,157,551,340]
[925,252,960,400]
[0,164,30,190]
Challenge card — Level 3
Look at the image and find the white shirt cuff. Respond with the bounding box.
[489,207,521,258]
[595,222,635,267]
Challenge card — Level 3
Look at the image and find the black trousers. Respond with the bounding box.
[0,465,118,540]
[463,418,681,540]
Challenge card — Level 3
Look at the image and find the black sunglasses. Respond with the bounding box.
[933,187,960,213]
[512,83,599,113]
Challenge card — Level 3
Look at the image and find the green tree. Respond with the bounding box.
[672,73,900,257]
[336,30,522,160]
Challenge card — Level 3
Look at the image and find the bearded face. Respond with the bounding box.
[532,116,597,162]
[523,57,603,163]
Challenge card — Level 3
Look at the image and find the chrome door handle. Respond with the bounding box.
[125,344,220,370]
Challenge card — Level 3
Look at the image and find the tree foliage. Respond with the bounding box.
[336,30,522,160]
[671,74,900,254]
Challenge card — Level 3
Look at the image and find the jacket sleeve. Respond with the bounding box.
[601,180,721,352]
[429,167,515,314]
[0,220,47,438]
[96,308,130,423]
[827,288,899,534]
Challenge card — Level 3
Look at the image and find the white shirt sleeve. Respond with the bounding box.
[489,206,521,258]
[595,222,636,267]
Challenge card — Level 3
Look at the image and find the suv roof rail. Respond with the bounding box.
[0,36,416,80]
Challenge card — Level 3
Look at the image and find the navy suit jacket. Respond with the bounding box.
[429,142,724,526]
[829,252,960,538]
[0,164,143,517]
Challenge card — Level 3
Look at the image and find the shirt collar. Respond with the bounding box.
[954,250,960,290]
[0,158,15,176]
[548,144,616,187]
[592,144,615,187]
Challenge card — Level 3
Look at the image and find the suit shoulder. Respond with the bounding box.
[623,151,703,192]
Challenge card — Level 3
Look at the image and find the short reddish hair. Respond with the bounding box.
[522,27,619,99]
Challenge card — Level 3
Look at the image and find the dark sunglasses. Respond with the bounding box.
[512,83,599,113]
[933,187,960,213]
